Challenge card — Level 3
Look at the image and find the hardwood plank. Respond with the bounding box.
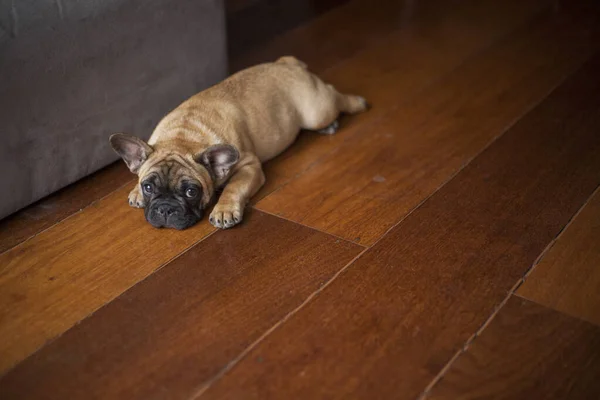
[256,2,600,245]
[254,0,551,203]
[0,211,362,400]
[0,163,132,253]
[517,188,600,326]
[198,52,600,400]
[0,185,215,375]
[427,296,600,400]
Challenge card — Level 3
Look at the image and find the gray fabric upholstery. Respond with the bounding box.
[0,0,227,219]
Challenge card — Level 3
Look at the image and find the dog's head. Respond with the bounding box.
[109,133,239,230]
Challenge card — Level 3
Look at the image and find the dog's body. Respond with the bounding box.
[110,56,367,229]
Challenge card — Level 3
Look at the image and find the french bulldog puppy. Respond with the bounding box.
[110,56,367,230]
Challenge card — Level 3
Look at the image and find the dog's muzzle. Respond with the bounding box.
[146,199,199,230]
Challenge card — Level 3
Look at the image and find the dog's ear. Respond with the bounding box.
[194,144,240,179]
[109,133,154,174]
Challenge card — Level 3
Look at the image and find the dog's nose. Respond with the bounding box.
[157,204,178,217]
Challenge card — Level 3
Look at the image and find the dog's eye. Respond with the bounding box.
[185,187,198,198]
[142,183,153,194]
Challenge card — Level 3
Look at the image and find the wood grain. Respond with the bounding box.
[0,163,132,253]
[254,0,551,203]
[518,187,600,326]
[0,185,215,375]
[256,3,600,245]
[199,52,600,400]
[0,211,362,400]
[427,296,600,400]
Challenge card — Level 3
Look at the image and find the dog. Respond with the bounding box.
[109,56,368,230]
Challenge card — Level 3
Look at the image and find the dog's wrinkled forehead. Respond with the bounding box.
[143,159,191,190]
[139,153,215,208]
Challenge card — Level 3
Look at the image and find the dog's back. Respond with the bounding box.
[150,57,320,160]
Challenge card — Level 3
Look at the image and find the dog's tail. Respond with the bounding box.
[276,56,308,69]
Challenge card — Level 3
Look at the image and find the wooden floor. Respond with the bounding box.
[1,0,600,398]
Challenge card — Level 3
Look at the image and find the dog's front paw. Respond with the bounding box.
[128,187,145,208]
[209,203,243,229]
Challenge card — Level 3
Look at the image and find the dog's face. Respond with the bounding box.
[110,133,239,230]
[138,157,209,230]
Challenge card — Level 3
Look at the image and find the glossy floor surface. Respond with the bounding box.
[1,0,600,398]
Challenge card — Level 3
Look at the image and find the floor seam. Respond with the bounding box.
[515,182,600,293]
[187,245,370,400]
[415,177,600,400]
[0,227,217,380]
[0,176,135,257]
[251,207,366,248]
[513,292,600,329]
[416,292,519,400]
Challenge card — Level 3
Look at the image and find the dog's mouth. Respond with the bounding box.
[145,200,202,230]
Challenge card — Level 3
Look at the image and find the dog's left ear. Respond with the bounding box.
[194,144,240,179]
[109,133,154,174]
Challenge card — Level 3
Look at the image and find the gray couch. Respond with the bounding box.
[0,0,227,219]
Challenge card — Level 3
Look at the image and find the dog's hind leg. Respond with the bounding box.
[335,90,369,115]
[302,82,368,134]
[317,120,340,135]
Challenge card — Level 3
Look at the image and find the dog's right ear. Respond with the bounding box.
[109,133,154,174]
[193,144,240,180]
